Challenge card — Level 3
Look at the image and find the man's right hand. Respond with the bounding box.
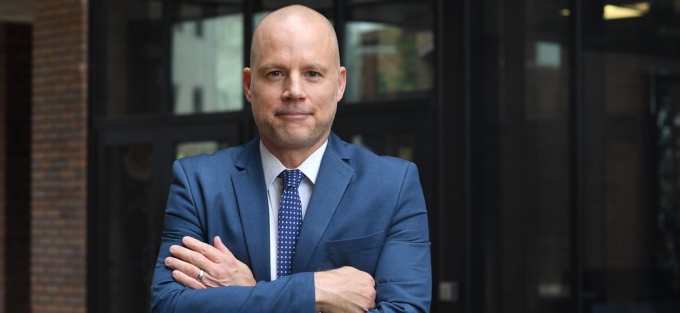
[314,266,376,313]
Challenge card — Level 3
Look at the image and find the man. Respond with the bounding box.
[151,4,431,313]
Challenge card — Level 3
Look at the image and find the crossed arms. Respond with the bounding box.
[150,157,431,313]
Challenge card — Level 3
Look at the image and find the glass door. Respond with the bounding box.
[90,0,246,311]
[478,0,680,312]
[581,1,680,312]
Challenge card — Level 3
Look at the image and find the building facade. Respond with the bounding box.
[0,0,678,312]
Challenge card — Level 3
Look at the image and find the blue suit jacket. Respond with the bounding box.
[151,133,431,312]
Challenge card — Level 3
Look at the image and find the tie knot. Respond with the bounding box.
[279,169,304,188]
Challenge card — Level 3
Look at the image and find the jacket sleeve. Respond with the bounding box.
[370,162,432,313]
[150,160,317,313]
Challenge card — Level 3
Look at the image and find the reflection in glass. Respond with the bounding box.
[176,140,228,160]
[99,144,153,312]
[172,5,244,114]
[482,0,572,312]
[350,134,415,161]
[343,2,433,103]
[646,75,680,311]
[580,1,680,311]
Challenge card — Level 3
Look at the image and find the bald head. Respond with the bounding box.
[242,4,347,166]
[250,5,341,67]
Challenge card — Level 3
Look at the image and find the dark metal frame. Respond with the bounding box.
[568,0,585,312]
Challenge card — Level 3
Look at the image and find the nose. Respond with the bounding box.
[282,74,305,101]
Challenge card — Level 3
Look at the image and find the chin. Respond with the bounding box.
[279,132,322,148]
[266,125,329,148]
[281,136,315,148]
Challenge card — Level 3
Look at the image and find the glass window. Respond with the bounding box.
[343,1,434,103]
[582,1,680,311]
[172,2,244,114]
[348,133,415,161]
[98,0,164,116]
[481,0,572,311]
[176,140,228,159]
[97,144,154,312]
[650,74,680,312]
[481,0,680,311]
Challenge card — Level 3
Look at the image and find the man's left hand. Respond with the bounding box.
[165,236,257,289]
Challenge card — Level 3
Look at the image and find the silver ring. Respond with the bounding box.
[197,269,205,282]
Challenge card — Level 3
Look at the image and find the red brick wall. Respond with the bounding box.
[32,0,88,312]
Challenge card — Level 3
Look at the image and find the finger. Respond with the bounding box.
[172,269,206,290]
[213,236,234,258]
[165,256,202,278]
[165,256,204,286]
[169,244,212,270]
[182,236,224,263]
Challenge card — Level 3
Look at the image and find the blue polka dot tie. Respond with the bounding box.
[277,169,304,277]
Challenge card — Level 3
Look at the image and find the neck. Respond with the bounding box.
[261,135,329,169]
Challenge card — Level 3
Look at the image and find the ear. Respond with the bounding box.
[243,67,253,103]
[336,66,347,102]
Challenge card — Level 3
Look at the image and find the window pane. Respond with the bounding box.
[343,1,433,103]
[582,1,680,311]
[176,140,228,159]
[98,144,154,312]
[172,3,244,114]
[349,133,415,161]
[98,0,164,116]
[650,74,680,312]
[482,0,572,311]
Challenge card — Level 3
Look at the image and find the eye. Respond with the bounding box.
[269,71,284,77]
[307,71,320,78]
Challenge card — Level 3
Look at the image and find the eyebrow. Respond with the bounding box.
[304,63,330,74]
[258,62,331,74]
[259,62,285,70]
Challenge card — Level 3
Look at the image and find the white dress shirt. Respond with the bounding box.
[260,140,328,280]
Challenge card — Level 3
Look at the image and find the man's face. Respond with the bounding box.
[244,17,346,152]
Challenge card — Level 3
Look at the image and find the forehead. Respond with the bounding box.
[251,15,338,67]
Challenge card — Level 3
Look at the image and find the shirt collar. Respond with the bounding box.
[260,139,328,188]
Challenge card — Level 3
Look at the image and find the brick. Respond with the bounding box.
[31,0,88,312]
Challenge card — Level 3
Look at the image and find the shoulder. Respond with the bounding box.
[328,134,424,202]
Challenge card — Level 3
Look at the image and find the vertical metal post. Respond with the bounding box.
[242,0,254,141]
[463,0,474,312]
[568,0,585,311]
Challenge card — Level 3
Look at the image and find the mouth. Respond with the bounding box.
[275,110,311,120]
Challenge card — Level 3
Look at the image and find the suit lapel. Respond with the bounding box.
[232,139,271,281]
[294,134,353,272]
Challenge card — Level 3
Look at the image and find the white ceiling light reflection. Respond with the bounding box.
[559,2,650,20]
